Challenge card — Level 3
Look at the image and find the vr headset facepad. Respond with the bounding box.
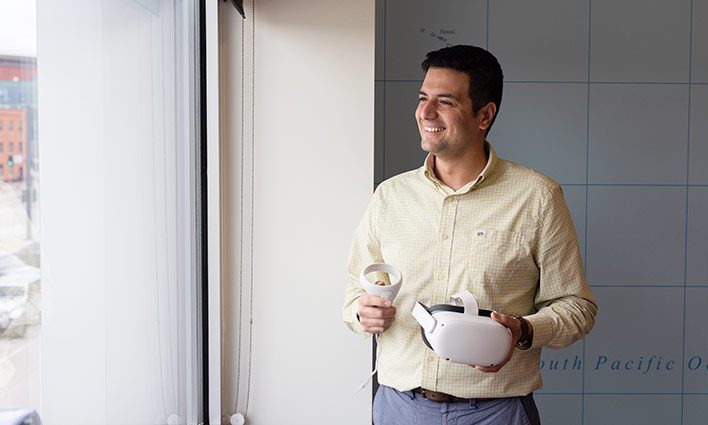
[412,291,512,367]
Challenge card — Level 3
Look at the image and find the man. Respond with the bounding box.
[343,45,597,424]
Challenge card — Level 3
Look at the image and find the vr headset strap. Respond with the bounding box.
[412,302,437,333]
[451,291,480,316]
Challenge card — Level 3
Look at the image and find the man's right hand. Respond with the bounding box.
[356,288,397,334]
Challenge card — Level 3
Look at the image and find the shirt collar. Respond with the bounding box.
[422,141,499,194]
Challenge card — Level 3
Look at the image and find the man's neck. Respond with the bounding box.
[433,142,489,191]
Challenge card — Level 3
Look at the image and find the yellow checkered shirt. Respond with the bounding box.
[343,143,597,398]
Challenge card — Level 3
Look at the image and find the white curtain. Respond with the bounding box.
[38,1,202,423]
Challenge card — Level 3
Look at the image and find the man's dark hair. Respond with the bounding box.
[421,45,504,133]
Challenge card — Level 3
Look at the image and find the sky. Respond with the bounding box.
[0,0,37,57]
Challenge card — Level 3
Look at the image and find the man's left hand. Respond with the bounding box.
[472,311,522,373]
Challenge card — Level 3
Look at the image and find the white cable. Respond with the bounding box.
[353,334,381,393]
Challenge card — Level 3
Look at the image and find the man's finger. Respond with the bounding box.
[491,311,522,341]
[358,305,396,320]
[491,311,515,327]
[359,294,392,308]
[360,314,395,333]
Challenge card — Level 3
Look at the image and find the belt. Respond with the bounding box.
[412,387,495,403]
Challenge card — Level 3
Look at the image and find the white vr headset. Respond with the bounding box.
[412,291,512,367]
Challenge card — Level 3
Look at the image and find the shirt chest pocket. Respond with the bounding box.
[464,229,530,283]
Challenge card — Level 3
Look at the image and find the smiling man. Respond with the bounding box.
[343,45,597,425]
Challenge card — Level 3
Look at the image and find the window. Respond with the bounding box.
[0,0,42,420]
[26,1,210,423]
[18,141,22,152]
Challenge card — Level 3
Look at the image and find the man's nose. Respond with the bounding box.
[420,101,438,119]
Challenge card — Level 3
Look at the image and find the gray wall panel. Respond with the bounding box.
[489,0,589,82]
[586,186,685,286]
[684,288,708,393]
[590,0,691,82]
[689,86,708,184]
[588,84,689,185]
[585,287,684,393]
[687,187,708,286]
[382,82,425,179]
[692,0,708,83]
[584,395,682,424]
[493,83,588,184]
[384,0,487,81]
[535,395,582,425]
[684,395,708,424]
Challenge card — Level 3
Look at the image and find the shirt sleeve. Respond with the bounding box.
[343,187,385,337]
[525,184,598,349]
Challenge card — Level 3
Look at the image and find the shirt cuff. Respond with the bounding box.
[523,312,553,349]
[344,297,369,338]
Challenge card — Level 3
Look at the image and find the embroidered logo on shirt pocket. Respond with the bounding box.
[465,229,528,283]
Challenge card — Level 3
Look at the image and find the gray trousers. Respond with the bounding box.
[373,385,541,425]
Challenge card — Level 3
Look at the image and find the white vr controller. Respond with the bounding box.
[353,263,403,393]
[412,291,512,367]
[359,263,403,302]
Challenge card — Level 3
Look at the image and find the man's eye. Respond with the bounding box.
[440,100,452,106]
[418,97,426,102]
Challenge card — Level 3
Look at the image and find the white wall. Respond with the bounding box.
[221,0,375,424]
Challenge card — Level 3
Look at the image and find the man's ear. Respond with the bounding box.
[477,102,497,132]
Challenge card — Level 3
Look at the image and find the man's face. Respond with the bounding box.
[415,67,483,157]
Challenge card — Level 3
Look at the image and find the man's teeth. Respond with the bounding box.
[424,127,445,132]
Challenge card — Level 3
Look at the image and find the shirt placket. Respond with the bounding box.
[437,195,459,300]
[422,193,460,391]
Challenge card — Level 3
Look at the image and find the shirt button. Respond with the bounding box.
[439,274,445,280]
[442,233,449,240]
[428,356,436,362]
